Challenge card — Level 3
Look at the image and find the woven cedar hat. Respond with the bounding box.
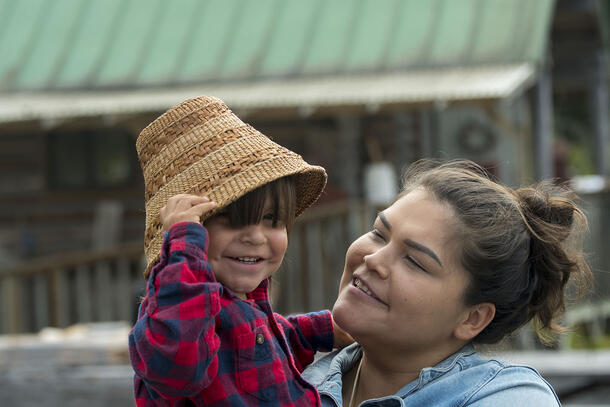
[137,95,327,277]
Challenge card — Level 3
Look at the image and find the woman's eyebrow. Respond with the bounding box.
[404,238,443,267]
[378,211,391,230]
[379,211,443,267]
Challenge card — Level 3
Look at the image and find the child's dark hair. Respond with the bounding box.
[211,176,297,231]
[400,159,591,345]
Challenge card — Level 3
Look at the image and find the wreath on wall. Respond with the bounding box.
[456,122,497,154]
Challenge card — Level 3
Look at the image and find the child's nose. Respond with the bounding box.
[240,223,266,244]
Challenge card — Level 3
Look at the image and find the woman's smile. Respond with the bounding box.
[351,276,388,306]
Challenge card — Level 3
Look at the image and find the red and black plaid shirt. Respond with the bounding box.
[129,222,334,406]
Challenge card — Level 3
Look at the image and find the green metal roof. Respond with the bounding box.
[0,0,555,93]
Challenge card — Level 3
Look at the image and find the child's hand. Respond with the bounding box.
[160,194,216,232]
[332,317,355,349]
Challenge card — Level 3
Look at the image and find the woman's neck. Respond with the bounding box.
[344,341,466,406]
[346,353,418,406]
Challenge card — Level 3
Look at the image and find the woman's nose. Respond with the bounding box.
[363,250,390,279]
[240,223,266,244]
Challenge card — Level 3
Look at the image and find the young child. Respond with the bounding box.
[129,96,346,406]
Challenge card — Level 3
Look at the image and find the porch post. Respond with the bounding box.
[534,62,554,181]
[534,58,554,180]
[592,51,609,176]
[336,114,362,198]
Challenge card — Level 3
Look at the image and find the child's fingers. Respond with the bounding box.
[187,201,217,218]
[164,195,208,213]
[186,195,212,205]
[166,194,210,208]
[160,195,214,230]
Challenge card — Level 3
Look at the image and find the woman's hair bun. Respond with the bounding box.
[515,183,576,243]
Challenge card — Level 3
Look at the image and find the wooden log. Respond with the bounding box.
[75,264,92,322]
[33,273,49,331]
[115,259,132,322]
[348,201,368,243]
[95,262,112,321]
[283,225,303,314]
[305,221,324,311]
[52,267,70,328]
[321,216,346,309]
[0,241,143,277]
[0,275,20,333]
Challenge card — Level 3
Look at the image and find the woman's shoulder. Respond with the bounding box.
[405,351,560,406]
[461,356,560,406]
[477,355,550,383]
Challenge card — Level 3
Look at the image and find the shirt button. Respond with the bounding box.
[256,333,265,344]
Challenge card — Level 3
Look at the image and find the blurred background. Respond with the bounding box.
[0,0,609,405]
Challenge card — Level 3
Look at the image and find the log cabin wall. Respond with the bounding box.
[0,118,147,268]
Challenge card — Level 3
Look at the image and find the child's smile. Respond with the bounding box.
[230,256,263,264]
[226,255,266,269]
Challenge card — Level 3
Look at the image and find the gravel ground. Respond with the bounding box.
[1,324,609,406]
[0,322,134,407]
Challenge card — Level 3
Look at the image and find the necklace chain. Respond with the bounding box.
[348,357,363,407]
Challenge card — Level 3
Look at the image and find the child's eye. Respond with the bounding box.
[262,213,276,221]
[206,212,229,225]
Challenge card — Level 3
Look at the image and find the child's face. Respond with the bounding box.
[204,197,288,299]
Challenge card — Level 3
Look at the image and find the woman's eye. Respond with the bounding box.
[405,255,427,272]
[262,213,275,221]
[370,229,385,240]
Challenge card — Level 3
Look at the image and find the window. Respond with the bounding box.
[48,129,137,189]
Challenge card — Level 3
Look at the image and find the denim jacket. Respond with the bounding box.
[302,343,561,406]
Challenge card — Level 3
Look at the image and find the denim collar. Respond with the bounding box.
[396,344,476,397]
[313,343,476,405]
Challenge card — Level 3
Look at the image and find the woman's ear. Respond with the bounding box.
[453,303,495,341]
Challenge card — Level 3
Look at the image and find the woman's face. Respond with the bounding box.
[332,187,472,354]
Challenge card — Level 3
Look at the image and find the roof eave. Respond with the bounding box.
[0,63,537,124]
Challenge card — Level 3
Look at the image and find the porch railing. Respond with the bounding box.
[0,242,145,334]
[2,199,608,351]
[0,201,374,335]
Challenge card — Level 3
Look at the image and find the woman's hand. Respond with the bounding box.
[160,194,216,231]
[332,317,355,349]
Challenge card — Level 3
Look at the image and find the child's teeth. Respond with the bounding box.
[238,257,258,263]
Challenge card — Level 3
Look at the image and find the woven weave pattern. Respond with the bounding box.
[142,113,245,187]
[137,95,327,276]
[144,127,250,201]
[137,97,228,165]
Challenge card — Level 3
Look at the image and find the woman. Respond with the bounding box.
[303,159,590,406]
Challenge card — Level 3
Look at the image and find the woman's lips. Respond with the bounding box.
[352,277,388,306]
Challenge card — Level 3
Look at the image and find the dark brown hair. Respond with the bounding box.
[207,175,297,231]
[400,159,591,345]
